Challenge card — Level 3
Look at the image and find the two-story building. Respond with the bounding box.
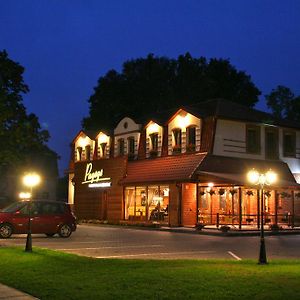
[68,99,300,228]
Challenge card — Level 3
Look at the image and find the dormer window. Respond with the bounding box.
[118,139,125,156]
[173,128,182,154]
[76,147,82,161]
[100,143,107,158]
[85,145,91,160]
[150,133,158,150]
[186,126,196,152]
[128,137,135,160]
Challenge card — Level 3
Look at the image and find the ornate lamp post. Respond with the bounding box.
[22,172,41,252]
[247,169,277,264]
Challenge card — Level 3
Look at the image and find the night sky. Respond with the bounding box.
[1,0,300,176]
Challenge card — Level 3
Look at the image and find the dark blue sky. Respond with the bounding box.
[1,0,300,176]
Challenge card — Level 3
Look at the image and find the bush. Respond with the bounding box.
[219,225,230,232]
[195,223,205,231]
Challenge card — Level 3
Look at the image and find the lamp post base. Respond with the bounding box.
[258,237,267,264]
[25,233,32,252]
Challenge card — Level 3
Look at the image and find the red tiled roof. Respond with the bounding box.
[121,152,207,185]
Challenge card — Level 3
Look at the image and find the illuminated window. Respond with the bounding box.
[100,143,107,158]
[246,125,261,154]
[150,133,158,151]
[186,126,196,152]
[77,147,82,161]
[283,131,296,157]
[172,128,182,154]
[85,145,91,160]
[124,185,169,223]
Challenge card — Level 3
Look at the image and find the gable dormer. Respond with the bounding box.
[95,131,111,159]
[167,109,201,155]
[73,131,95,162]
[114,117,141,159]
[145,121,163,158]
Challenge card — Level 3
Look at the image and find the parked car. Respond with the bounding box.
[0,200,77,238]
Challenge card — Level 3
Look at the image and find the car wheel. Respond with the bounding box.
[0,224,13,238]
[45,233,55,237]
[58,224,72,238]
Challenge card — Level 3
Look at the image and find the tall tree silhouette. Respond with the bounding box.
[83,53,261,130]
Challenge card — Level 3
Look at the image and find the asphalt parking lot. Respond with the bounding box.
[1,224,300,260]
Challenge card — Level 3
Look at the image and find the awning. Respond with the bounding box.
[195,155,300,188]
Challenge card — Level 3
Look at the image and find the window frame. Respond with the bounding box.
[265,127,279,160]
[246,125,261,154]
[283,130,296,157]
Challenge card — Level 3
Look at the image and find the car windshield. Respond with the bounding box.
[1,202,27,213]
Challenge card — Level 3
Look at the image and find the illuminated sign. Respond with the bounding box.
[82,163,111,185]
[88,182,112,188]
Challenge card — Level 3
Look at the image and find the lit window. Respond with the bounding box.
[172,128,182,154]
[186,126,196,152]
[85,145,91,160]
[77,147,82,161]
[150,133,158,151]
[100,142,107,158]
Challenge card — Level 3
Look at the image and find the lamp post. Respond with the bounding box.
[22,172,41,252]
[247,169,277,264]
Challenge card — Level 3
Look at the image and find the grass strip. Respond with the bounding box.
[0,247,300,299]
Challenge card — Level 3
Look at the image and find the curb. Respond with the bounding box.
[80,223,300,237]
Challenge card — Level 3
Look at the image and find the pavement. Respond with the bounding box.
[0,283,38,299]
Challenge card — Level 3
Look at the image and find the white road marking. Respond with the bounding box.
[227,251,242,261]
[95,250,216,259]
[58,244,163,251]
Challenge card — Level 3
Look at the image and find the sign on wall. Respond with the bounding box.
[82,163,112,188]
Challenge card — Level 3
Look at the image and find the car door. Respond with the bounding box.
[39,202,64,233]
[11,203,30,234]
[29,202,44,233]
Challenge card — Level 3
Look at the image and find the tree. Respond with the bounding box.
[0,50,58,200]
[265,85,300,121]
[83,53,261,131]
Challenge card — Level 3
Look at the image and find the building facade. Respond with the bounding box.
[68,99,300,228]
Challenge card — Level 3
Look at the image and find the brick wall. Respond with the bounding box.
[181,183,197,226]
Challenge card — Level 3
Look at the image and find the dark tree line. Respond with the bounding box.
[265,85,300,122]
[83,53,261,131]
[0,50,58,200]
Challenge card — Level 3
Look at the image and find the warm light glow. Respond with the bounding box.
[208,182,214,188]
[177,115,190,129]
[19,192,31,199]
[88,182,111,188]
[23,173,41,188]
[78,136,88,148]
[98,132,109,144]
[266,170,277,185]
[147,122,160,134]
[247,169,260,184]
[247,169,277,186]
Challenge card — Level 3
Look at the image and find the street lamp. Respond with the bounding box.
[247,169,277,264]
[22,172,41,252]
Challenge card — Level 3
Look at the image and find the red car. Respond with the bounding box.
[0,200,77,238]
